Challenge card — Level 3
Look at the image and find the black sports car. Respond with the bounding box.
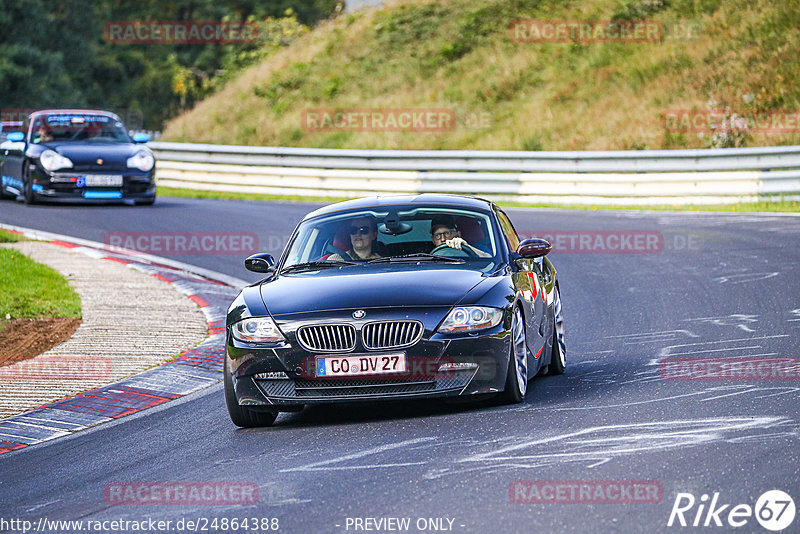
[225,194,565,427]
[0,109,156,205]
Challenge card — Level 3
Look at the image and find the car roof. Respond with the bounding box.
[28,109,122,121]
[303,194,496,221]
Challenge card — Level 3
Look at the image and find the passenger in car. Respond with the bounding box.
[328,216,383,261]
[430,215,491,257]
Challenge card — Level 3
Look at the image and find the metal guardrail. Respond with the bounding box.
[149,142,800,205]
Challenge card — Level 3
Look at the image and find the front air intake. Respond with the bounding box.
[362,321,423,350]
[296,324,357,352]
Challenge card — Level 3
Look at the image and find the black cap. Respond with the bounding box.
[430,214,458,234]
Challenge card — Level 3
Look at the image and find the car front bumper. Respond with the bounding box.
[25,168,156,203]
[226,321,511,408]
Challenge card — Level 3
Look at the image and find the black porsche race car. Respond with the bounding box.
[225,194,566,427]
[0,109,156,205]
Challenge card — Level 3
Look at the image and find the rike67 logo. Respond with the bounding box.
[668,490,795,531]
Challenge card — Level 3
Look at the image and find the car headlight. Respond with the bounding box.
[437,306,503,333]
[39,150,73,171]
[231,317,285,343]
[127,150,155,172]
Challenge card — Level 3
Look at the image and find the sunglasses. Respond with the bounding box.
[349,225,372,235]
[432,229,458,240]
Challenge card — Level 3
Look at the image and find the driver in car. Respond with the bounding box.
[328,216,383,261]
[34,125,53,143]
[430,215,491,257]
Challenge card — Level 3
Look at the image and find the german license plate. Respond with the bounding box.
[85,174,123,187]
[316,352,406,377]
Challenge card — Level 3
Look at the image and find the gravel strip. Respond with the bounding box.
[0,241,208,418]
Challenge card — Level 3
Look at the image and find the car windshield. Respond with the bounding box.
[283,206,501,272]
[31,114,131,144]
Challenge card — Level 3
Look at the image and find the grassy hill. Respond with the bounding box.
[162,0,800,151]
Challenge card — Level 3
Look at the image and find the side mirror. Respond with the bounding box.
[132,133,150,143]
[245,253,275,273]
[516,238,552,258]
[7,132,24,142]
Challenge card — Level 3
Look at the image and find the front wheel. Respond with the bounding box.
[136,194,156,206]
[501,306,528,403]
[548,285,566,375]
[23,166,36,205]
[224,361,278,428]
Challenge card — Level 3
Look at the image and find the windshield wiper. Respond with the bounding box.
[280,260,358,273]
[366,253,464,264]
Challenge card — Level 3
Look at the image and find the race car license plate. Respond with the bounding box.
[316,352,406,377]
[85,174,123,187]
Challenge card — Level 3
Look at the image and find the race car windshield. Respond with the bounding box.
[283,207,500,271]
[31,114,131,144]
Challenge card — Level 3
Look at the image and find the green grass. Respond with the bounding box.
[0,249,82,320]
[161,0,800,151]
[158,186,352,204]
[501,200,800,212]
[160,186,800,212]
[0,229,26,243]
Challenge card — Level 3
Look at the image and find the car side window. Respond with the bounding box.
[31,118,44,143]
[497,209,520,251]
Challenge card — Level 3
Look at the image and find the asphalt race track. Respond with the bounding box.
[1,197,799,533]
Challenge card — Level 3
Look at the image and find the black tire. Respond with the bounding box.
[23,165,36,205]
[224,362,278,428]
[549,284,566,375]
[137,195,156,206]
[501,306,528,403]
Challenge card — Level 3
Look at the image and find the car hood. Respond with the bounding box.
[260,265,488,316]
[44,142,145,167]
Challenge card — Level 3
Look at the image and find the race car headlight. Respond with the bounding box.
[39,150,73,171]
[437,306,503,333]
[126,150,155,172]
[231,317,285,343]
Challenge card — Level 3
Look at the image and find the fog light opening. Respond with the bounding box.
[437,362,479,372]
[254,372,289,379]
